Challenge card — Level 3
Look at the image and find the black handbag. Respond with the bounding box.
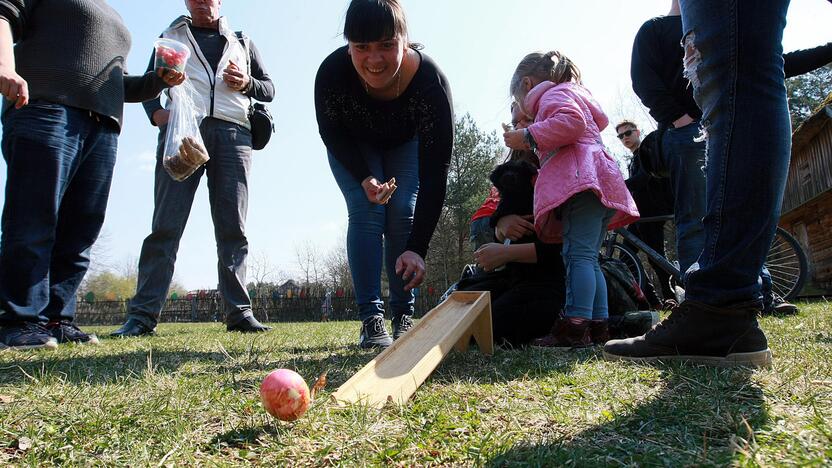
[237,32,274,151]
[248,102,273,151]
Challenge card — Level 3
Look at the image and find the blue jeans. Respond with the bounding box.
[662,122,706,278]
[561,191,615,320]
[680,0,791,306]
[328,140,419,322]
[0,103,118,324]
[469,216,495,251]
[127,118,253,327]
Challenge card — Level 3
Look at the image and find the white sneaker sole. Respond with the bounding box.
[0,337,59,351]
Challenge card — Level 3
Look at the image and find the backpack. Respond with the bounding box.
[601,256,651,315]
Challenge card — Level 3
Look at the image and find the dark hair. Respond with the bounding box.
[343,0,409,43]
[615,120,638,133]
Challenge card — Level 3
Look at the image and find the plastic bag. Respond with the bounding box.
[162,79,209,181]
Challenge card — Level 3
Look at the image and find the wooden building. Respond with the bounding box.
[779,101,832,295]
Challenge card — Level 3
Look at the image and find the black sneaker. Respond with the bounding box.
[46,321,100,345]
[392,314,414,340]
[0,322,58,350]
[603,300,772,367]
[763,293,799,315]
[358,315,393,349]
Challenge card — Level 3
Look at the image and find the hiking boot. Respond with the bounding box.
[46,321,100,345]
[589,319,610,345]
[110,318,156,338]
[392,314,414,340]
[608,311,659,339]
[358,315,393,349]
[0,322,58,350]
[603,300,772,368]
[532,316,591,348]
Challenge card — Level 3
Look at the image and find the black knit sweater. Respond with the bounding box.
[0,0,168,130]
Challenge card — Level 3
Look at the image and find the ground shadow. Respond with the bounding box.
[485,364,769,466]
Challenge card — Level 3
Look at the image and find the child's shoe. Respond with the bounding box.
[589,319,610,345]
[532,316,591,348]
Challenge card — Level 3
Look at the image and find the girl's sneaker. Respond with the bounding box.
[0,322,58,350]
[46,321,100,345]
[532,316,592,348]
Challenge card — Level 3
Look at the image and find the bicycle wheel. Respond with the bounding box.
[609,242,645,290]
[765,227,809,301]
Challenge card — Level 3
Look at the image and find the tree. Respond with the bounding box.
[294,241,324,294]
[424,114,502,291]
[787,64,832,128]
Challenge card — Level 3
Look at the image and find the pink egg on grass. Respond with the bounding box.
[260,369,311,421]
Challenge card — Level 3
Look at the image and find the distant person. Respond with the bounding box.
[112,0,275,338]
[616,120,675,307]
[0,0,183,350]
[503,50,639,348]
[605,0,793,366]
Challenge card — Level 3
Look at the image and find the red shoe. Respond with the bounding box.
[532,316,591,348]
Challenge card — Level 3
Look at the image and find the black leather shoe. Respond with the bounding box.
[110,319,156,338]
[226,316,271,333]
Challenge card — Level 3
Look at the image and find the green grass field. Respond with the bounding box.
[2,302,831,466]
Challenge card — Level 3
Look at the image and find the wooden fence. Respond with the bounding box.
[73,294,444,326]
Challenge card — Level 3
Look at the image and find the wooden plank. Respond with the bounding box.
[331,291,492,409]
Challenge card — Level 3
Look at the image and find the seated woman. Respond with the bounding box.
[460,106,566,348]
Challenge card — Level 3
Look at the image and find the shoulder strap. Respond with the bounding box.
[235,31,251,75]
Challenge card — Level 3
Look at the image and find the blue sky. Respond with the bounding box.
[1,0,830,290]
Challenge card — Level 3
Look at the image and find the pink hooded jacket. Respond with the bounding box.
[525,81,639,243]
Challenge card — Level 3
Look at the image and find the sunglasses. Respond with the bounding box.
[617,129,636,139]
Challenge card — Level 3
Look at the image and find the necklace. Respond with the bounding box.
[364,70,402,99]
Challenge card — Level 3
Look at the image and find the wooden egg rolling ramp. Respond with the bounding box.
[331,291,492,409]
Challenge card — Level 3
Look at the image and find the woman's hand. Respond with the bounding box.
[474,243,512,272]
[157,67,186,87]
[222,60,250,92]
[503,129,530,150]
[361,176,397,204]
[495,214,535,242]
[0,65,28,109]
[395,250,425,291]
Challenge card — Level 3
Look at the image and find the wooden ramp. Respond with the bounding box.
[331,291,492,409]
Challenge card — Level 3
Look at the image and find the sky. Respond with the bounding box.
[1,0,830,290]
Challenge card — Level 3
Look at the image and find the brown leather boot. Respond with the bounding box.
[532,316,591,348]
[589,319,610,346]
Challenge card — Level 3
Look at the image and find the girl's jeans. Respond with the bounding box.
[561,191,615,320]
[328,140,419,322]
[680,0,791,306]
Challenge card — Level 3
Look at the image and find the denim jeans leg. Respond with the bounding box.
[128,129,203,328]
[381,139,419,319]
[591,207,615,320]
[204,119,254,325]
[680,0,791,306]
[0,104,111,324]
[661,122,706,278]
[46,119,118,322]
[328,153,386,321]
[561,191,610,320]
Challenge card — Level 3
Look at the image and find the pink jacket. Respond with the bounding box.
[525,81,639,243]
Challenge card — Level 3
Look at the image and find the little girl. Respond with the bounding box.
[503,51,639,348]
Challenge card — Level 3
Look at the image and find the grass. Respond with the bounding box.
[1,303,831,467]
